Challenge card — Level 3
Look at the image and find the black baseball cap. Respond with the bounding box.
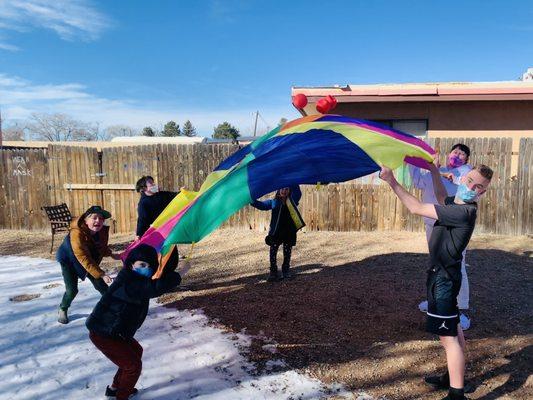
[82,205,111,219]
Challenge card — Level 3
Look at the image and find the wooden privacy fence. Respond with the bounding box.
[0,138,531,236]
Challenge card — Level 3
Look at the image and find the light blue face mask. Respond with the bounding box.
[456,183,478,203]
[132,263,154,278]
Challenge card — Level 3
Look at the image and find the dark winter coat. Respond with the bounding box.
[136,191,177,237]
[56,217,111,280]
[251,186,305,246]
[85,268,181,339]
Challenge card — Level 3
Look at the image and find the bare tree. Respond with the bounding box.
[105,124,139,139]
[73,122,102,141]
[26,113,95,141]
[3,124,26,141]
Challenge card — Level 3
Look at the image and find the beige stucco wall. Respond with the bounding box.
[326,100,533,130]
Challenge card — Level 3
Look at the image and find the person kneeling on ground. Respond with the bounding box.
[56,205,120,324]
[380,163,493,400]
[251,186,305,282]
[86,244,190,400]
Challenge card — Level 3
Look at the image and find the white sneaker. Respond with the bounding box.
[460,313,471,330]
[418,300,428,312]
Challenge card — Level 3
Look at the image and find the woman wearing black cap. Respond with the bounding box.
[86,244,187,400]
[56,205,120,324]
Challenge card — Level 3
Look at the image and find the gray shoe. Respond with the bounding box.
[58,308,69,324]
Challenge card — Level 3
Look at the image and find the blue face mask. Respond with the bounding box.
[132,264,154,278]
[456,183,478,203]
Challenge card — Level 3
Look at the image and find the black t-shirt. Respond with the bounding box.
[428,197,477,269]
[136,191,177,236]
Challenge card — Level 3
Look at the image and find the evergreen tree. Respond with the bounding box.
[142,127,155,137]
[182,120,197,137]
[162,121,181,137]
[212,121,240,139]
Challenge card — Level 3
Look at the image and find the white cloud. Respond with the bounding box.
[0,73,297,136]
[0,41,19,51]
[0,0,111,51]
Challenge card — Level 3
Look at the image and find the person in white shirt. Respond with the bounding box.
[410,144,473,330]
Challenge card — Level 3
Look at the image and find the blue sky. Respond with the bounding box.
[0,0,532,136]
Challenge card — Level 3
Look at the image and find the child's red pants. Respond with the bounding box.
[89,331,143,400]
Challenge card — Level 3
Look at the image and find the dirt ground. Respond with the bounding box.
[1,228,531,400]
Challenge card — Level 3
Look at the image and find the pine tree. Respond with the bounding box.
[142,127,155,137]
[212,122,240,139]
[162,121,181,137]
[182,120,197,137]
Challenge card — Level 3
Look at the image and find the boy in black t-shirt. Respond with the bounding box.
[380,163,493,400]
[135,176,178,240]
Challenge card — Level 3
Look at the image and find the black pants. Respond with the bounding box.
[269,243,292,273]
[59,262,108,311]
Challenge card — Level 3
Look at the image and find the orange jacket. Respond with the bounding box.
[59,217,112,279]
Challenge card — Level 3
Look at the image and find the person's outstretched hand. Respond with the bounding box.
[379,166,395,184]
[103,275,113,285]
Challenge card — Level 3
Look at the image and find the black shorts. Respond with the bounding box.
[426,265,461,337]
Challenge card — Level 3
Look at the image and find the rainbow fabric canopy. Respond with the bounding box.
[126,115,435,255]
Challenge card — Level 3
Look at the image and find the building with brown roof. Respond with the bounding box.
[292,80,533,149]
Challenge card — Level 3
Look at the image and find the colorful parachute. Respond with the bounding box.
[126,115,435,255]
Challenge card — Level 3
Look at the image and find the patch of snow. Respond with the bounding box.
[0,255,367,399]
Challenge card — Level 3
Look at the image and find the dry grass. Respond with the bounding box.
[1,228,532,399]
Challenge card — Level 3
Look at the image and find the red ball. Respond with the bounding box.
[325,95,337,110]
[316,98,331,114]
[292,93,308,109]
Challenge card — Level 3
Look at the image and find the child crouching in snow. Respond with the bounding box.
[85,244,189,400]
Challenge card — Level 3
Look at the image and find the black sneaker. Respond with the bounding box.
[282,270,294,280]
[440,394,468,400]
[267,273,282,282]
[424,373,450,390]
[105,386,138,398]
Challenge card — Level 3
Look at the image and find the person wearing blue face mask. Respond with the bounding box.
[86,244,189,400]
[410,144,473,330]
[381,163,493,400]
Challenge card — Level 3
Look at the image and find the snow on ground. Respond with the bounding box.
[0,256,367,400]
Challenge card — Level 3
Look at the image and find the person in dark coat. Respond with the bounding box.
[56,205,120,324]
[135,176,177,240]
[251,186,305,282]
[86,244,188,400]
